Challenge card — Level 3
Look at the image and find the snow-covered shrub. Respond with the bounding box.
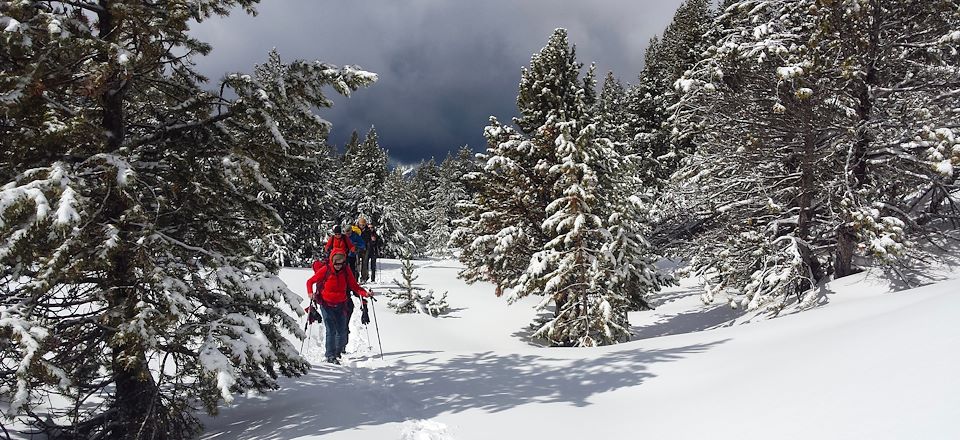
[386,257,449,316]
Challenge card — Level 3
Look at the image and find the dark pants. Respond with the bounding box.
[358,248,369,282]
[369,257,378,282]
[319,301,349,361]
[347,254,357,276]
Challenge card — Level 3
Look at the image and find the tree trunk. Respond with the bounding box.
[103,244,165,440]
[835,1,879,277]
[834,224,859,277]
[798,130,825,285]
[111,344,163,440]
[96,3,165,437]
[97,0,127,151]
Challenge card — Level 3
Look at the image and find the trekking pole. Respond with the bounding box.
[300,299,318,353]
[300,312,309,353]
[369,294,384,360]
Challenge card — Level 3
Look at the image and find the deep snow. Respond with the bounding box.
[195,258,960,440]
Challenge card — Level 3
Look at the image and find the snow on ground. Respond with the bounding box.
[197,258,960,440]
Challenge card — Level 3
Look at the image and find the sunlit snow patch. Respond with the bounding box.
[400,419,453,440]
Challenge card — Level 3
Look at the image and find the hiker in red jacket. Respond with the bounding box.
[306,250,372,364]
[324,225,356,259]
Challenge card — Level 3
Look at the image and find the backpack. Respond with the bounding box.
[325,233,351,258]
[312,261,360,310]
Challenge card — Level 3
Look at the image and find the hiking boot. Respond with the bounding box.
[326,357,340,365]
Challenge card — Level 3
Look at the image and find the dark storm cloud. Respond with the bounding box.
[190,0,688,163]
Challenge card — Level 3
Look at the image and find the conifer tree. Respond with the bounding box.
[414,159,447,256]
[425,150,473,256]
[594,72,675,310]
[408,158,440,256]
[454,29,585,295]
[342,126,389,225]
[0,2,375,437]
[627,0,715,181]
[452,117,545,296]
[255,51,346,266]
[595,72,630,148]
[343,130,362,163]
[379,168,416,257]
[454,29,668,345]
[356,127,390,218]
[515,118,631,346]
[386,254,449,316]
[669,0,959,313]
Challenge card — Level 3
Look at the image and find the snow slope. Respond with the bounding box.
[198,259,960,440]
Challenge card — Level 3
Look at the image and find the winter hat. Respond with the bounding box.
[332,225,342,234]
[331,252,347,264]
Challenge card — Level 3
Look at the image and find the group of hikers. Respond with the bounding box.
[304,217,384,364]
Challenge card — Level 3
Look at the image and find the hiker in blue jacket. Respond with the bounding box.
[346,225,365,277]
[357,217,373,282]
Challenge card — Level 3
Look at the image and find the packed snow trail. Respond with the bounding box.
[198,259,960,440]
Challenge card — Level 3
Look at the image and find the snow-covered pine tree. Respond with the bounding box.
[254,51,347,266]
[669,0,960,313]
[456,29,668,345]
[515,116,632,346]
[425,163,451,256]
[407,158,441,256]
[386,255,449,316]
[326,129,362,225]
[594,72,675,311]
[344,126,389,223]
[453,29,584,296]
[378,167,416,257]
[451,118,536,295]
[451,145,482,179]
[425,150,474,256]
[808,0,960,276]
[627,0,714,182]
[264,140,342,266]
[0,2,375,438]
[595,72,630,149]
[669,0,848,312]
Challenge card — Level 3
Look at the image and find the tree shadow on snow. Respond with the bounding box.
[631,303,743,340]
[509,309,558,347]
[435,307,468,318]
[199,340,727,439]
[510,325,549,347]
[648,284,703,308]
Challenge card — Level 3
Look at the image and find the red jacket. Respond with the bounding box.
[306,253,369,305]
[324,233,356,256]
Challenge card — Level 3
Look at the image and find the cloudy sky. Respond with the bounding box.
[190,0,689,164]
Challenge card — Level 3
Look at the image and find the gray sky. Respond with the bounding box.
[190,0,688,164]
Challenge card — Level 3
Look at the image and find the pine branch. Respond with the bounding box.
[123,111,234,149]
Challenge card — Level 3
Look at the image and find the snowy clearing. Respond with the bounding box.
[193,258,960,440]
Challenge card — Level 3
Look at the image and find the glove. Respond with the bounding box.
[308,305,322,324]
[360,300,370,325]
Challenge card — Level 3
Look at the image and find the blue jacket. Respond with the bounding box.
[349,232,366,252]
